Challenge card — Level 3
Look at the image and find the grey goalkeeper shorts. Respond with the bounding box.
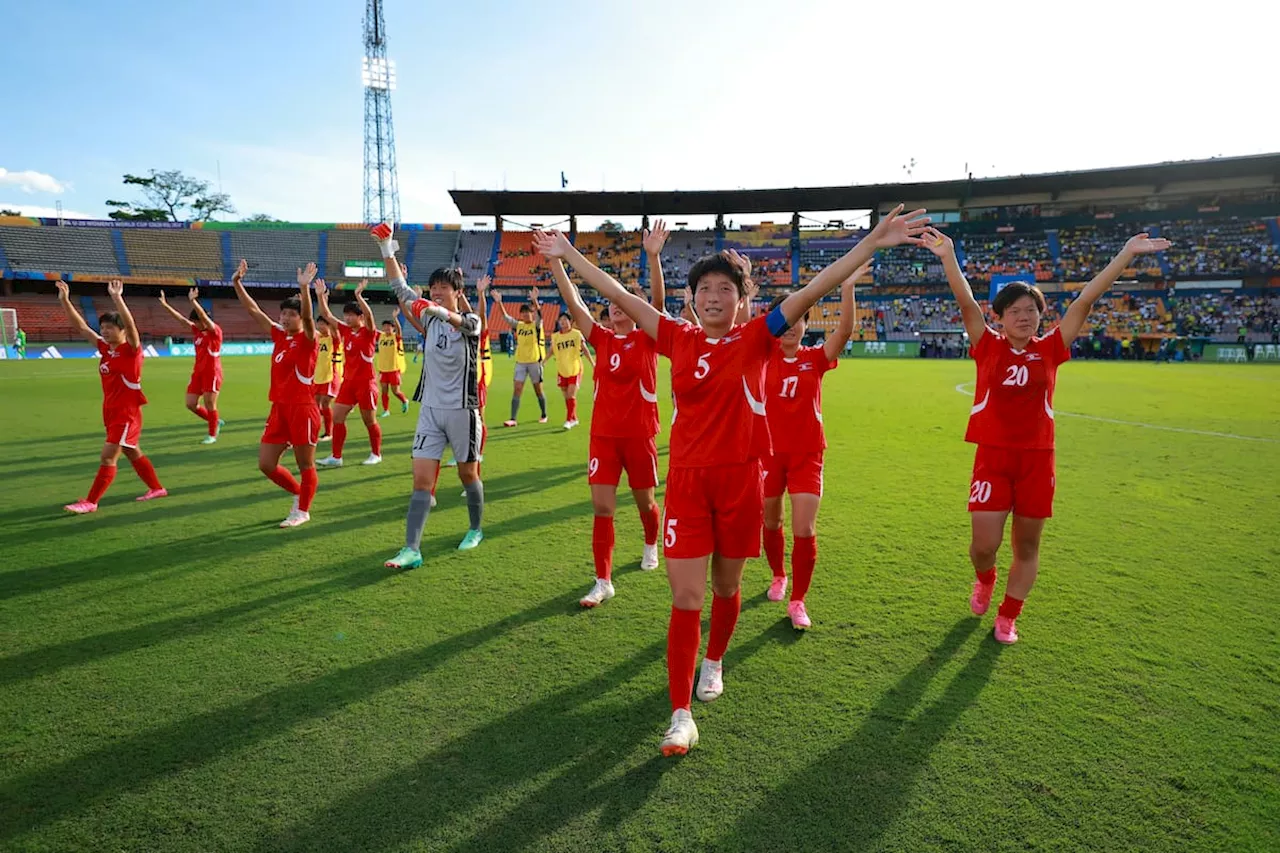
[513,361,544,384]
[412,406,483,463]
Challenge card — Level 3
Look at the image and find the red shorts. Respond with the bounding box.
[763,451,824,498]
[968,445,1056,519]
[663,461,764,560]
[262,402,322,447]
[558,372,581,390]
[379,370,401,385]
[589,434,659,490]
[104,407,143,448]
[186,367,222,396]
[335,378,378,410]
[314,377,341,398]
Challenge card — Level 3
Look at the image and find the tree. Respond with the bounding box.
[599,220,623,234]
[243,213,281,223]
[0,209,20,216]
[105,169,234,222]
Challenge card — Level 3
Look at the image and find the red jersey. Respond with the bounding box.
[965,326,1070,450]
[97,340,147,410]
[191,322,223,374]
[341,325,377,385]
[765,346,837,453]
[656,314,779,468]
[269,326,318,404]
[587,323,659,439]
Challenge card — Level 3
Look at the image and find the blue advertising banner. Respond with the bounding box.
[989,273,1036,303]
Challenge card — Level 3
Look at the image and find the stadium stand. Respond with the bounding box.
[1160,218,1279,278]
[576,230,641,284]
[0,225,121,275]
[230,229,319,282]
[1057,223,1165,281]
[455,230,494,275]
[657,230,716,287]
[962,231,1056,282]
[121,229,222,278]
[409,230,461,280]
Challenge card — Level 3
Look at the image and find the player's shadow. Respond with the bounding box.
[0,591,573,843]
[712,618,1001,852]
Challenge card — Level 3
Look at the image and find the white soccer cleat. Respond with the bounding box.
[563,420,573,430]
[362,453,383,466]
[579,578,616,608]
[660,708,699,757]
[695,658,724,702]
[279,509,310,528]
[317,456,343,468]
[641,543,659,571]
[430,494,438,509]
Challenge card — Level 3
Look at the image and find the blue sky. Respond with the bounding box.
[2,0,1271,229]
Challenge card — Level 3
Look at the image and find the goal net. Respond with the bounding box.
[0,308,16,348]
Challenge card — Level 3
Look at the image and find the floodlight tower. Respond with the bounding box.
[362,0,400,225]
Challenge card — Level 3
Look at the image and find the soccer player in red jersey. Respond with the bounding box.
[230,259,322,528]
[57,279,168,512]
[547,252,665,609]
[157,287,224,443]
[924,227,1171,644]
[761,261,869,630]
[533,204,929,754]
[315,279,383,468]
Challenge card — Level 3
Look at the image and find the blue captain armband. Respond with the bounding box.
[766,305,790,337]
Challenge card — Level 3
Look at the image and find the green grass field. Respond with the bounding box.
[1,355,1277,853]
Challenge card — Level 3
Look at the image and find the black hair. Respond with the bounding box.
[316,315,330,326]
[381,319,395,327]
[280,296,301,313]
[558,312,572,324]
[688,253,746,297]
[520,303,534,313]
[992,282,1046,317]
[188,308,201,321]
[428,267,464,291]
[99,311,123,328]
[342,302,361,316]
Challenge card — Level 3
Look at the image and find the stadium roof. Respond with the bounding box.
[450,152,1280,217]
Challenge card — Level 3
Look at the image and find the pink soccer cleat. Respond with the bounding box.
[767,576,788,602]
[136,488,169,502]
[503,420,517,428]
[994,615,1019,645]
[64,500,98,514]
[970,579,996,615]
[787,600,812,630]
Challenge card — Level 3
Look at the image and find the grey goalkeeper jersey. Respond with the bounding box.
[391,276,481,410]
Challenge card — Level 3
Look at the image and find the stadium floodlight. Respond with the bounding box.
[361,56,397,91]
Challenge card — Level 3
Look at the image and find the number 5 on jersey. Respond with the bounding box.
[664,518,678,547]
[694,353,711,380]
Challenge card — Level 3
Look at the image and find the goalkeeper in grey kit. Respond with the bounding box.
[370,223,486,567]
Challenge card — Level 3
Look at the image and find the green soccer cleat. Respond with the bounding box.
[457,529,484,551]
[384,547,423,569]
[401,400,408,413]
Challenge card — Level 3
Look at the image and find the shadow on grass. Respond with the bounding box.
[711,618,1001,852]
[0,591,574,843]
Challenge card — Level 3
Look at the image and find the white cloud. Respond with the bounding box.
[0,202,99,220]
[0,168,69,195]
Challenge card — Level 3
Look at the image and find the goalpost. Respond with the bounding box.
[0,307,16,348]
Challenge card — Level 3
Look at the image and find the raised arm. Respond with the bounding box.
[776,205,928,330]
[920,226,988,345]
[297,263,317,340]
[680,286,701,327]
[494,292,519,326]
[390,304,403,336]
[157,290,191,329]
[549,257,596,333]
[187,287,215,332]
[1058,233,1171,345]
[231,258,280,335]
[824,261,869,362]
[580,332,595,367]
[107,280,141,350]
[54,280,101,344]
[312,278,344,329]
[370,224,476,334]
[353,279,376,331]
[732,251,757,326]
[642,219,670,312]
[474,274,489,329]
[532,230,663,339]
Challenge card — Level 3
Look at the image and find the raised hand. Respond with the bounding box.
[313,278,329,298]
[530,286,540,302]
[919,226,955,258]
[232,258,248,283]
[642,219,670,255]
[398,261,409,280]
[355,279,367,297]
[681,286,693,304]
[476,274,491,296]
[869,204,930,248]
[392,305,401,318]
[297,262,318,288]
[107,280,124,297]
[55,279,70,300]
[188,287,200,302]
[1124,233,1172,255]
[723,248,752,279]
[531,229,572,259]
[158,290,169,306]
[845,260,874,285]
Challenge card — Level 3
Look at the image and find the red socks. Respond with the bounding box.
[195,406,218,436]
[332,423,348,458]
[369,422,383,456]
[321,407,333,436]
[706,590,741,662]
[667,607,702,712]
[592,515,615,580]
[381,390,390,411]
[975,567,997,586]
[129,455,163,490]
[393,389,407,404]
[640,505,660,547]
[86,464,117,504]
[998,594,1024,620]
[299,468,318,512]
[567,398,578,421]
[266,466,300,495]
[764,526,786,578]
[791,535,816,602]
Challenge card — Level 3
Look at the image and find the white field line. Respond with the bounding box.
[952,383,1279,444]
